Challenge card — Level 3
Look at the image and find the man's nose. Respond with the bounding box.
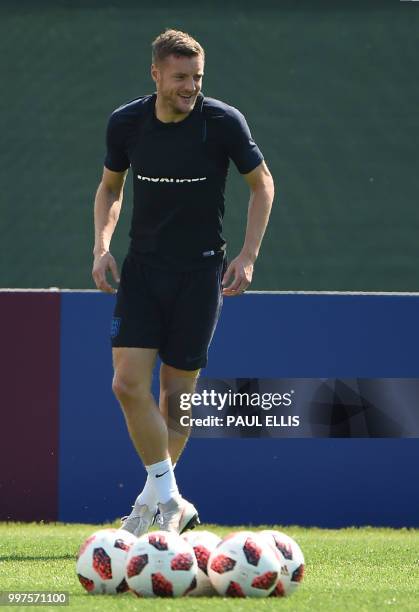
[186,78,197,92]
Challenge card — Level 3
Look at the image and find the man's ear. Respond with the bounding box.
[151,63,159,84]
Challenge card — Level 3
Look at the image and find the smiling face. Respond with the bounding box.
[151,53,204,122]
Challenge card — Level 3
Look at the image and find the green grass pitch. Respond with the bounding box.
[0,522,418,611]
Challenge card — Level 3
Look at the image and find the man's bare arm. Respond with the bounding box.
[222,160,274,296]
[92,167,128,293]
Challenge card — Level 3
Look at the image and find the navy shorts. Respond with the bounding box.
[111,254,226,370]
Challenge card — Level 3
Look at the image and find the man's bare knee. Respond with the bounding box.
[112,374,151,406]
[160,364,200,403]
[112,347,157,408]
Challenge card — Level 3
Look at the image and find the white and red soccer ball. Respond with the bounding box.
[208,531,282,597]
[182,530,222,596]
[76,528,137,594]
[76,527,305,599]
[260,530,305,596]
[125,530,198,597]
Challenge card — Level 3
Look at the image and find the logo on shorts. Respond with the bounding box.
[186,351,207,363]
[111,317,121,338]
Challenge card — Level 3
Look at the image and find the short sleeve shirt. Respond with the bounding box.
[105,93,263,268]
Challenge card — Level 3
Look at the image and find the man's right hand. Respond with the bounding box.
[92,251,120,294]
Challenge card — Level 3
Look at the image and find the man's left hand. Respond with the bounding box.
[222,254,254,296]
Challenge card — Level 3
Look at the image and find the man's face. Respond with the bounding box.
[152,54,204,117]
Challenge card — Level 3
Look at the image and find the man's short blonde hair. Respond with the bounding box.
[152,29,205,64]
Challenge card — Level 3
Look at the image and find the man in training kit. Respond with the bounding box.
[92,29,274,535]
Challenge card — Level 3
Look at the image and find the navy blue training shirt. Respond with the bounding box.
[105,93,263,268]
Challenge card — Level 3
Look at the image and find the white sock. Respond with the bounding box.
[146,458,179,504]
[135,462,178,510]
[135,474,158,510]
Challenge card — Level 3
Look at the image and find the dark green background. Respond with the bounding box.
[1,1,418,290]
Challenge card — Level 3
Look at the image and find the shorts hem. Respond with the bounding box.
[111,340,160,349]
[160,354,206,372]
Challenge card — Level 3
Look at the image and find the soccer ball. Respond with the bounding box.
[76,528,137,594]
[125,530,198,597]
[208,531,282,597]
[260,530,305,596]
[182,530,222,596]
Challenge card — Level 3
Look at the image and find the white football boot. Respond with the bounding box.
[120,503,157,537]
[157,497,200,534]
